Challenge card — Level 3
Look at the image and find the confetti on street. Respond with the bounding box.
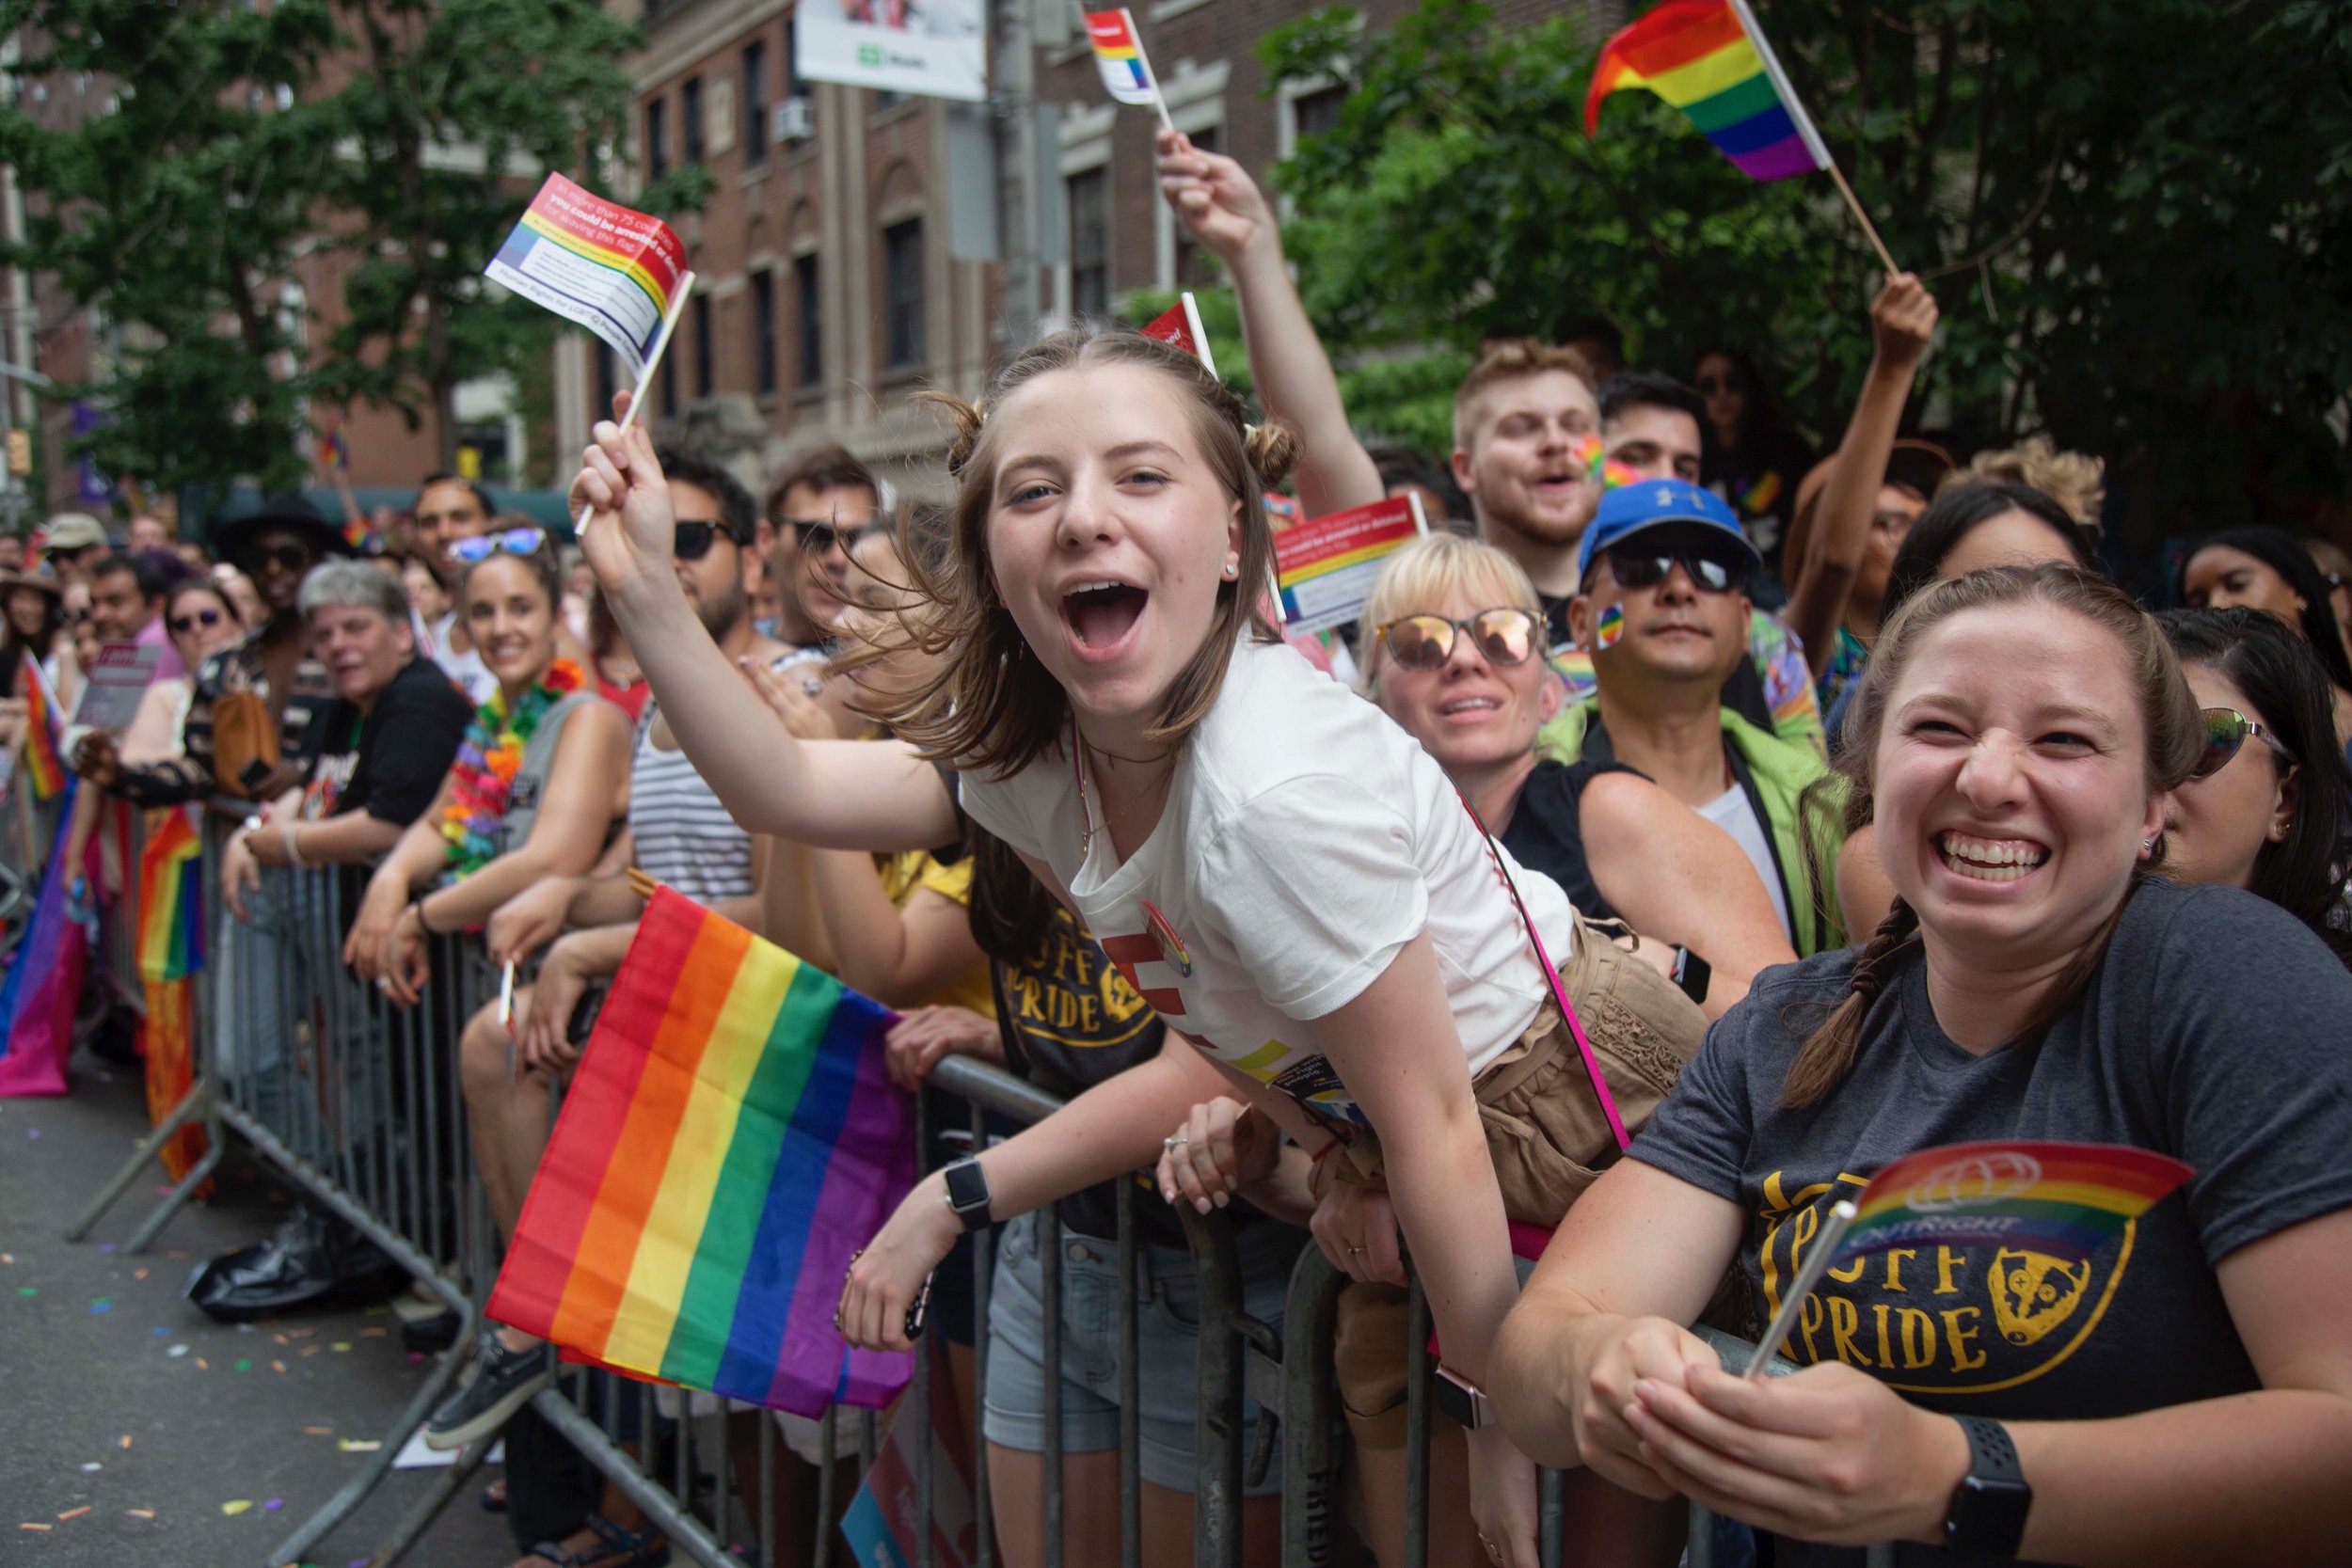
[221,1498,253,1515]
[304,1426,333,1435]
[125,1509,155,1519]
[119,1435,132,1449]
[168,1344,189,1357]
[337,1438,382,1453]
[56,1506,89,1521]
[87,1296,113,1312]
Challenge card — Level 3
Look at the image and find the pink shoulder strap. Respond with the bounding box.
[1457,790,1631,1153]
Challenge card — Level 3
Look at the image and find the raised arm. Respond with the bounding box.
[1579,771,1797,1016]
[571,401,960,851]
[1155,130,1383,517]
[1784,275,1938,673]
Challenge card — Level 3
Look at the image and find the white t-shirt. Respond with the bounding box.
[959,637,1574,1126]
[1697,779,1792,942]
[431,611,497,707]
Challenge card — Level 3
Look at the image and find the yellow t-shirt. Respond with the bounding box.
[876,848,997,1019]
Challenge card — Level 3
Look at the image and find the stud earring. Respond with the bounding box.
[2140,837,2155,854]
[1222,561,1238,578]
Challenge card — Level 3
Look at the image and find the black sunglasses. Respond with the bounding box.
[1375,608,1544,673]
[2192,706,2296,781]
[238,542,317,575]
[675,518,749,562]
[169,608,227,635]
[784,518,877,557]
[1599,547,1746,594]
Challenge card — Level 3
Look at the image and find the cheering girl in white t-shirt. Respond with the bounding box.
[572,330,1705,1568]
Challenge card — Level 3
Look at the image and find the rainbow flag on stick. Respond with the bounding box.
[135,806,206,983]
[489,889,919,1416]
[1086,8,1174,130]
[1842,1139,2193,1263]
[485,173,694,384]
[20,649,64,801]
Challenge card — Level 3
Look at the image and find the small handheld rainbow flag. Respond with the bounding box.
[1086,8,1172,126]
[489,889,918,1416]
[1843,1139,2193,1264]
[1585,0,1830,183]
[135,806,206,983]
[1140,293,1218,379]
[485,173,694,382]
[20,649,64,801]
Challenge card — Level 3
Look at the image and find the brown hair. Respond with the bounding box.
[868,326,1298,776]
[1452,340,1597,453]
[764,442,879,521]
[1785,563,2201,1106]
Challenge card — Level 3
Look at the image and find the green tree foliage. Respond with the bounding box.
[1260,0,2352,536]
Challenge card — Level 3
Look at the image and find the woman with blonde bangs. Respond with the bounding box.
[1490,564,2352,1566]
[572,326,1707,1568]
[1357,534,1795,1019]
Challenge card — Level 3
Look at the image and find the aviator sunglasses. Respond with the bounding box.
[1597,546,1747,594]
[451,526,548,564]
[1375,608,1544,672]
[2192,706,2296,781]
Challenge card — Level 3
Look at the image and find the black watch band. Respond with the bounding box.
[940,1156,992,1232]
[1945,1414,2031,1557]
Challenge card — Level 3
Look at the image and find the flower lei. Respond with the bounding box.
[439,659,585,879]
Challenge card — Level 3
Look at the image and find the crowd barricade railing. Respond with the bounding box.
[54,805,1896,1568]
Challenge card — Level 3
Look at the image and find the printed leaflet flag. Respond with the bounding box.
[1139,293,1218,380]
[1086,9,1161,107]
[1585,0,1831,182]
[1276,494,1428,635]
[1840,1140,2193,1264]
[485,174,690,378]
[489,888,919,1416]
[72,641,162,734]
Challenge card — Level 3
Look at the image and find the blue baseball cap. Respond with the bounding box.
[1577,480,1761,581]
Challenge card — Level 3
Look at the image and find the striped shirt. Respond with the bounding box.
[113,630,337,807]
[628,705,755,902]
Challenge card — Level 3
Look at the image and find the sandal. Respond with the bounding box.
[527,1513,670,1568]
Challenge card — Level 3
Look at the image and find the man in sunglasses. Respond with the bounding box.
[1539,483,1841,957]
[40,510,110,589]
[758,443,878,658]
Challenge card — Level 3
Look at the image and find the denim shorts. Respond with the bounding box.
[980,1208,1303,1497]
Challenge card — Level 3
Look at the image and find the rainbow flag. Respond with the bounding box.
[1085,8,1161,107]
[135,806,206,983]
[0,776,86,1097]
[488,889,919,1416]
[485,173,690,379]
[20,650,64,801]
[1585,0,1831,183]
[1843,1140,2193,1264]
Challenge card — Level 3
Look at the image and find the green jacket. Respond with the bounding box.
[1536,696,1845,958]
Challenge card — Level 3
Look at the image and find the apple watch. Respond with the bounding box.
[1433,1364,1496,1429]
[1944,1415,2031,1556]
[940,1155,993,1232]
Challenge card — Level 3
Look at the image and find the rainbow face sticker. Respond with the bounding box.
[1142,901,1193,977]
[1594,603,1627,652]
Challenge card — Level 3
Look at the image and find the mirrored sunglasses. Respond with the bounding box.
[2192,706,2295,781]
[451,526,547,564]
[1601,547,1744,594]
[1375,608,1544,673]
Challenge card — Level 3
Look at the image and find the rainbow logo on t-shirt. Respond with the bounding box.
[1141,900,1193,978]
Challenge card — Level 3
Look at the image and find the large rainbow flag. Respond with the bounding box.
[0,776,86,1097]
[1584,0,1832,183]
[485,173,690,380]
[488,889,919,1415]
[19,649,64,800]
[136,806,207,983]
[1842,1140,2194,1264]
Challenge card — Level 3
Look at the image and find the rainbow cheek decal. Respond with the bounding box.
[1142,901,1193,978]
[1595,603,1627,651]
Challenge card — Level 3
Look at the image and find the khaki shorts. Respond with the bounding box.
[1318,913,1707,1447]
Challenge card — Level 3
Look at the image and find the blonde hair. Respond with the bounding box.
[1788,563,2201,1106]
[867,326,1299,777]
[1944,437,2106,533]
[1452,341,1598,453]
[1353,533,1543,693]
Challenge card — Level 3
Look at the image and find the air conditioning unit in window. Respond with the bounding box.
[771,96,813,143]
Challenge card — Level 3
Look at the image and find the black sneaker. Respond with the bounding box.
[423,1336,549,1451]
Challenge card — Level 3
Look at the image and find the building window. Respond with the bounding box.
[692,293,714,398]
[882,220,925,370]
[1172,126,1220,287]
[644,97,667,183]
[875,88,906,113]
[681,76,704,165]
[783,17,800,95]
[753,268,777,397]
[1068,168,1109,320]
[1292,84,1346,144]
[742,41,767,168]
[795,253,821,390]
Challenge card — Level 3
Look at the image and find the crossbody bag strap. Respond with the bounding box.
[1455,789,1631,1154]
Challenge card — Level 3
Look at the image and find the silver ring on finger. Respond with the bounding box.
[1164,1133,1189,1148]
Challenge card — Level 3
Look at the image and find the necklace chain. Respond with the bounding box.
[1074,728,1175,852]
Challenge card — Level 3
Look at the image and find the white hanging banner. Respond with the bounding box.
[796,0,988,104]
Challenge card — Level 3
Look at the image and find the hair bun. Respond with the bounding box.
[1245,420,1301,492]
[917,390,985,476]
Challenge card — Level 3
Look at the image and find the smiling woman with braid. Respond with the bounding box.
[1490,563,2352,1566]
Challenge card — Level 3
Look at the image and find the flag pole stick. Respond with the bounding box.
[575,269,697,532]
[1823,161,1899,277]
[1743,1200,1855,1378]
[1129,9,1178,136]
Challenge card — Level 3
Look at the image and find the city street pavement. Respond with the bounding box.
[1,1059,516,1567]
